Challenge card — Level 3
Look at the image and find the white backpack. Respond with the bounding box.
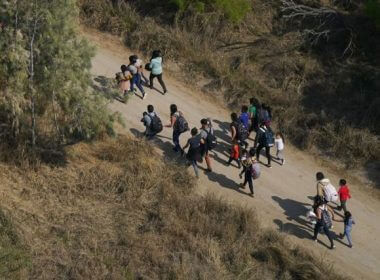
[323,183,338,202]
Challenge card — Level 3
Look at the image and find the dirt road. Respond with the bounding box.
[84,29,380,280]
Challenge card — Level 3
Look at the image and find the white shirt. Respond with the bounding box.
[275,138,284,150]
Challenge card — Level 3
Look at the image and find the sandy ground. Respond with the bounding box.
[83,29,380,280]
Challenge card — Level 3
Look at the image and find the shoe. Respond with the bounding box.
[249,193,254,198]
[163,90,167,95]
[348,244,353,248]
[205,169,212,173]
[312,237,317,242]
[330,244,336,250]
[267,164,272,168]
[339,233,344,239]
[143,93,147,99]
[173,147,179,153]
[281,159,285,165]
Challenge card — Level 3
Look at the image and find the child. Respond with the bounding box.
[275,132,285,165]
[340,211,355,248]
[239,150,254,197]
[182,127,203,178]
[338,179,351,212]
[227,140,241,169]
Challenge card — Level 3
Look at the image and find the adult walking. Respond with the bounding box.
[248,98,258,135]
[149,50,167,94]
[254,123,273,168]
[312,196,337,250]
[200,118,214,172]
[165,104,188,154]
[128,55,146,99]
[141,105,162,139]
[230,112,248,149]
[315,172,338,203]
[182,127,203,178]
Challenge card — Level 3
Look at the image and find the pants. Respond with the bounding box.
[173,130,182,152]
[243,170,254,194]
[131,73,145,96]
[227,157,241,168]
[191,161,199,178]
[150,73,167,92]
[343,226,353,246]
[256,144,271,165]
[314,222,334,247]
[339,200,347,212]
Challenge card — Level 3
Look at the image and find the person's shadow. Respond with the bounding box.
[272,196,312,228]
[204,171,252,197]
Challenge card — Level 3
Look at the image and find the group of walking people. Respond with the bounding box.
[308,172,354,249]
[117,50,167,99]
[118,50,357,250]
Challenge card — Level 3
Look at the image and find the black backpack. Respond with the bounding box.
[203,128,217,150]
[236,121,249,141]
[174,113,189,133]
[259,127,274,147]
[145,63,152,71]
[149,114,163,134]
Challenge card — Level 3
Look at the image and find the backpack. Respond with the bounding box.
[145,63,152,71]
[174,113,189,133]
[149,114,163,134]
[203,128,217,150]
[259,127,274,147]
[236,121,249,141]
[251,163,261,179]
[323,183,338,202]
[321,207,332,228]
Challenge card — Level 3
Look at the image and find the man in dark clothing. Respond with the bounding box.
[254,123,272,168]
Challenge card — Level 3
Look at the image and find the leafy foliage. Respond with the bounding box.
[0,0,116,156]
[366,0,380,27]
[169,0,251,22]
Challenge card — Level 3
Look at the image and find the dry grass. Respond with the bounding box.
[79,0,380,175]
[0,136,347,279]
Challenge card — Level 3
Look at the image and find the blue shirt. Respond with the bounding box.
[239,112,250,129]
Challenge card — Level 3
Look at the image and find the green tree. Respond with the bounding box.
[0,0,115,152]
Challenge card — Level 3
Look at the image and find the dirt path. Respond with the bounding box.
[83,29,380,280]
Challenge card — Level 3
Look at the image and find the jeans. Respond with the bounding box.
[343,226,353,246]
[243,170,254,194]
[131,73,145,96]
[149,73,167,92]
[191,160,199,178]
[173,130,182,152]
[256,144,271,165]
[314,222,334,247]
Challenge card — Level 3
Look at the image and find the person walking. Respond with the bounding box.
[238,150,257,197]
[134,56,149,84]
[182,127,203,178]
[248,98,258,135]
[149,50,167,94]
[230,112,248,149]
[141,105,162,139]
[337,179,351,212]
[254,123,273,168]
[275,132,285,165]
[339,211,355,248]
[165,104,188,154]
[128,55,146,99]
[227,139,241,168]
[312,196,337,250]
[315,172,336,201]
[200,118,214,172]
[118,64,132,95]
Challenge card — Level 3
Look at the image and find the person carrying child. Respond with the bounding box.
[337,179,351,212]
[275,132,285,165]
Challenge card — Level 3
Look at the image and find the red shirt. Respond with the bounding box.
[338,185,351,201]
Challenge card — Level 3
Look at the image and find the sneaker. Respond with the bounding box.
[312,237,317,242]
[143,93,147,99]
[163,90,167,95]
[348,244,353,248]
[249,193,254,198]
[281,159,285,165]
[205,169,212,173]
[330,244,336,250]
[267,164,272,168]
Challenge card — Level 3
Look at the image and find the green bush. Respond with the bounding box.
[365,0,380,28]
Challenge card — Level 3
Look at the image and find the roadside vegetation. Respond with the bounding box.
[0,136,348,279]
[79,0,380,173]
